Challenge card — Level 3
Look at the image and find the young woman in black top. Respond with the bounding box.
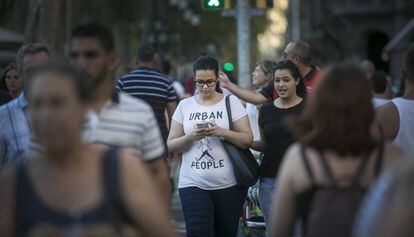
[251,60,306,230]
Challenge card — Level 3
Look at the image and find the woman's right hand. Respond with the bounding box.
[188,128,206,141]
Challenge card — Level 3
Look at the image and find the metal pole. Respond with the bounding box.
[384,18,414,52]
[292,0,300,40]
[236,0,252,89]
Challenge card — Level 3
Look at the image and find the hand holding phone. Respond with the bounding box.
[196,123,209,129]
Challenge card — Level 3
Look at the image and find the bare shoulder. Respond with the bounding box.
[119,148,145,167]
[376,101,399,141]
[278,143,312,193]
[118,148,150,182]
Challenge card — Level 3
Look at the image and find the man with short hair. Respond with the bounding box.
[220,40,320,105]
[0,43,52,168]
[116,43,177,144]
[377,43,414,156]
[69,23,171,203]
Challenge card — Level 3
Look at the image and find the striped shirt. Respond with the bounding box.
[0,93,31,169]
[26,92,165,162]
[85,92,165,161]
[115,66,177,142]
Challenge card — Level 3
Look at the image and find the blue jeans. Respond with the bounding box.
[259,177,277,231]
[179,185,247,237]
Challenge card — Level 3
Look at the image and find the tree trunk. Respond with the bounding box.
[113,22,131,65]
[24,0,69,59]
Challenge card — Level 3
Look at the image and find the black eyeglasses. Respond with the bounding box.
[195,79,217,87]
[69,50,102,60]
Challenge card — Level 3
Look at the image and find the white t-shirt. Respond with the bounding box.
[392,98,414,157]
[372,97,390,108]
[172,95,248,190]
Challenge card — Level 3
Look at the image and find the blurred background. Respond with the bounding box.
[1,0,414,87]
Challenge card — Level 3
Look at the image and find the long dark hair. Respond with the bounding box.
[287,64,376,156]
[193,55,223,93]
[275,60,307,99]
[0,62,18,92]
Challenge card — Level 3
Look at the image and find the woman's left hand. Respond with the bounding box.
[204,121,225,137]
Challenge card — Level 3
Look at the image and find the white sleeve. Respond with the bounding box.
[229,95,248,122]
[172,100,184,124]
[142,110,165,160]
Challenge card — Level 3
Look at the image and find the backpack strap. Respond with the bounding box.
[102,146,134,234]
[300,145,315,184]
[350,153,370,187]
[318,151,338,187]
[352,135,385,186]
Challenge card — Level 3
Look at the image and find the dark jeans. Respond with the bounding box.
[179,185,248,237]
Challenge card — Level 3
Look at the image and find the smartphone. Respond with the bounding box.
[196,123,209,129]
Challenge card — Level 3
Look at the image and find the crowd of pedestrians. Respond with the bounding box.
[0,21,414,237]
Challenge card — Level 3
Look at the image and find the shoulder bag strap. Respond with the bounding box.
[225,94,233,131]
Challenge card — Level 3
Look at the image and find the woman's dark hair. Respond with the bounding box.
[0,62,18,92]
[274,60,307,98]
[193,55,222,93]
[287,64,376,156]
[25,61,92,103]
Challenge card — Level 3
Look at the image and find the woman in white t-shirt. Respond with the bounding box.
[167,55,253,237]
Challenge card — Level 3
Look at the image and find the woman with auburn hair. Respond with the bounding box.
[268,64,404,237]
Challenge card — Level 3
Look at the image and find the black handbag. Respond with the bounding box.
[222,95,259,187]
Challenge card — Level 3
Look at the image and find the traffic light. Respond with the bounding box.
[202,0,231,10]
[223,62,234,72]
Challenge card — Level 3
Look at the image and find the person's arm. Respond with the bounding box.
[146,157,171,207]
[119,149,176,237]
[219,72,269,105]
[251,106,266,151]
[115,78,124,92]
[167,120,206,153]
[205,115,253,149]
[0,169,15,237]
[376,102,399,141]
[251,127,265,151]
[166,101,177,125]
[268,144,311,237]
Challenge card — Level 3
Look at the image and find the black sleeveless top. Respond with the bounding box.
[16,147,133,237]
